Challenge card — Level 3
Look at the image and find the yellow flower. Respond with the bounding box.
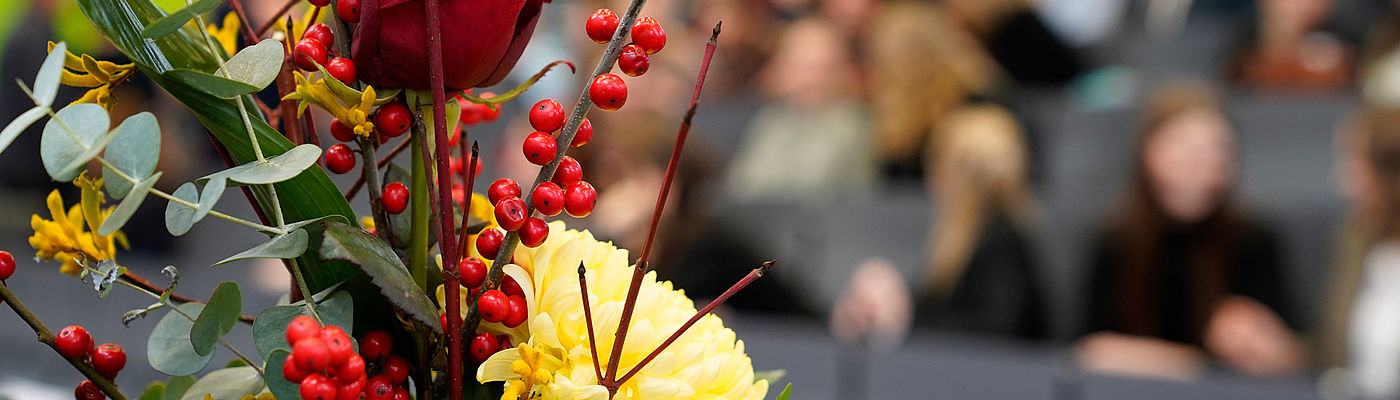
[282,71,377,137]
[28,174,129,275]
[474,221,769,400]
[206,12,240,56]
[46,42,135,110]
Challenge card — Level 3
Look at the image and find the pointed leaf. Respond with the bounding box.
[216,39,282,89]
[263,350,298,400]
[775,383,792,400]
[177,366,263,400]
[252,290,353,360]
[319,221,439,328]
[148,303,214,376]
[213,229,308,266]
[103,112,161,199]
[189,281,241,356]
[0,106,46,156]
[139,0,223,39]
[224,144,322,185]
[163,376,195,400]
[165,69,260,99]
[165,182,199,236]
[40,103,109,181]
[138,382,165,400]
[34,42,67,106]
[99,171,161,235]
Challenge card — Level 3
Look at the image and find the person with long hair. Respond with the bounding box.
[1077,83,1303,380]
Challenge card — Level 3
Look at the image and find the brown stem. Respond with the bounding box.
[344,137,412,201]
[0,283,127,400]
[119,272,255,324]
[255,0,301,37]
[358,136,396,247]
[578,263,604,384]
[227,0,261,45]
[616,260,772,384]
[424,0,462,398]
[454,142,479,264]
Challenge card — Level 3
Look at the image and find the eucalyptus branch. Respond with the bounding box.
[0,283,127,400]
[288,258,322,323]
[119,271,255,324]
[165,302,264,376]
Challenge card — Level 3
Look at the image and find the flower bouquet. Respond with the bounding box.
[0,0,789,399]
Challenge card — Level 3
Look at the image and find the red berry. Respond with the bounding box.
[287,315,320,345]
[325,144,357,174]
[469,332,498,363]
[56,326,93,360]
[552,156,582,186]
[631,17,666,54]
[300,373,337,400]
[439,312,449,330]
[476,228,505,257]
[304,24,335,49]
[459,257,487,288]
[531,182,566,216]
[522,131,557,166]
[487,179,521,205]
[572,118,593,147]
[381,182,409,214]
[293,336,331,373]
[75,380,103,400]
[318,326,354,367]
[393,386,410,400]
[295,39,328,72]
[589,74,627,111]
[359,331,393,361]
[501,275,524,297]
[364,375,394,400]
[565,181,597,218]
[309,0,331,6]
[586,9,620,44]
[283,353,309,382]
[91,343,126,380]
[504,294,528,327]
[529,99,566,133]
[478,290,509,323]
[458,97,483,125]
[375,103,412,138]
[384,355,410,384]
[326,57,357,86]
[618,44,650,77]
[494,196,528,231]
[329,118,356,142]
[497,335,512,351]
[335,353,365,382]
[518,217,549,248]
[336,0,360,23]
[336,376,364,400]
[0,250,14,280]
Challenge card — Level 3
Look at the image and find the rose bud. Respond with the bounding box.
[352,0,549,90]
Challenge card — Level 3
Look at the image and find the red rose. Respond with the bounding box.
[352,0,548,90]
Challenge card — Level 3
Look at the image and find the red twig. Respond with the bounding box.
[579,263,605,384]
[424,0,463,398]
[120,272,255,323]
[455,141,479,259]
[255,0,301,37]
[0,283,127,400]
[227,0,261,44]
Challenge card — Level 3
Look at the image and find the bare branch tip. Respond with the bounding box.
[578,262,587,277]
[470,141,479,155]
[712,21,722,38]
[759,259,776,274]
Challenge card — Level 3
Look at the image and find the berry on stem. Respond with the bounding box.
[374,103,412,138]
[529,99,566,132]
[502,276,524,297]
[504,294,528,328]
[335,353,365,382]
[91,343,125,380]
[336,377,364,400]
[384,355,410,384]
[292,336,331,372]
[359,331,392,361]
[56,326,93,360]
[519,217,549,248]
[531,182,565,216]
[283,353,309,382]
[381,182,409,214]
[304,24,334,48]
[329,119,356,142]
[586,9,620,44]
[75,380,103,400]
[618,44,650,77]
[365,375,394,400]
[522,131,557,166]
[325,144,356,174]
[494,196,528,231]
[459,257,487,288]
[478,290,509,323]
[552,156,582,186]
[300,373,337,400]
[487,179,521,205]
[476,228,505,257]
[336,0,360,23]
[295,39,328,72]
[393,386,410,400]
[469,332,498,363]
[326,57,358,86]
[318,326,354,367]
[632,17,667,54]
[589,74,628,111]
[287,315,321,345]
[0,250,14,280]
[572,118,593,147]
[565,181,598,218]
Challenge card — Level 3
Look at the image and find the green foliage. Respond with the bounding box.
[775,383,792,400]
[223,144,323,185]
[102,112,161,199]
[138,381,165,400]
[189,281,241,356]
[217,39,283,89]
[163,376,195,400]
[320,221,440,331]
[40,103,110,181]
[165,182,200,236]
[213,229,309,266]
[252,290,353,361]
[262,349,298,400]
[178,366,263,400]
[0,106,47,156]
[98,171,161,235]
[33,41,67,107]
[165,69,261,99]
[148,303,214,376]
[139,0,222,39]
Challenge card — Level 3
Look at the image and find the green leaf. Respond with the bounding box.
[165,182,199,236]
[165,69,261,99]
[40,103,110,181]
[103,112,161,199]
[195,174,226,219]
[216,39,283,89]
[263,350,298,400]
[148,303,214,376]
[138,382,165,400]
[139,0,222,39]
[251,290,353,360]
[0,106,46,156]
[283,215,349,233]
[774,383,792,400]
[320,221,439,330]
[224,144,323,185]
[753,369,786,384]
[34,42,67,107]
[178,366,263,400]
[189,281,241,356]
[213,229,308,266]
[163,376,195,400]
[98,171,161,235]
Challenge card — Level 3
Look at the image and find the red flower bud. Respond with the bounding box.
[352,0,549,90]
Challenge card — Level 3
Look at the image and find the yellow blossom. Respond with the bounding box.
[28,173,128,275]
[45,42,135,110]
[206,12,240,56]
[282,71,377,137]
[474,221,769,400]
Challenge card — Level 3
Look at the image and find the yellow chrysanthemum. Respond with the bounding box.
[206,12,240,56]
[28,174,128,275]
[473,221,769,400]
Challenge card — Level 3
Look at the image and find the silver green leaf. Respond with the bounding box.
[148,303,214,376]
[213,229,309,266]
[40,103,110,181]
[177,366,263,400]
[34,42,67,107]
[165,182,199,236]
[0,106,47,156]
[189,282,241,356]
[224,144,322,185]
[99,171,162,235]
[103,112,161,199]
[216,39,282,90]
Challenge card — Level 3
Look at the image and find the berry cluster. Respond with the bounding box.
[281,316,368,400]
[584,10,667,110]
[358,331,412,400]
[294,23,357,87]
[55,325,125,400]
[1,250,14,304]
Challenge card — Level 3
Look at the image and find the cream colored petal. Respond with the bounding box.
[477,347,522,383]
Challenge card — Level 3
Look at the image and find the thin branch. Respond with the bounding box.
[255,0,300,37]
[344,137,413,201]
[0,283,127,400]
[227,0,261,45]
[453,141,478,257]
[579,263,604,384]
[424,0,464,398]
[119,272,254,324]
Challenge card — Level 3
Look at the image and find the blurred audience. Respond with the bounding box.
[943,0,1084,86]
[1077,83,1303,380]
[1228,0,1356,91]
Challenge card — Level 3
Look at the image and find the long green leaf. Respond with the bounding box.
[139,0,222,39]
[320,221,439,330]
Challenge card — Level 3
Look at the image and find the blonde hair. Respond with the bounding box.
[925,105,1035,295]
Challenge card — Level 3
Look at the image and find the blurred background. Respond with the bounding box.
[9,0,1400,399]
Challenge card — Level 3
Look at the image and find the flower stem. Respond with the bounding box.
[454,142,478,259]
[357,135,395,246]
[288,258,322,323]
[409,133,431,291]
[423,0,463,398]
[344,137,413,201]
[0,283,127,400]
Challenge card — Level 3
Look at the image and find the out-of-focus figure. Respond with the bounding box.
[1078,82,1303,380]
[1228,0,1355,91]
[943,0,1084,86]
[830,104,1046,347]
[1359,0,1400,108]
[1321,110,1400,399]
